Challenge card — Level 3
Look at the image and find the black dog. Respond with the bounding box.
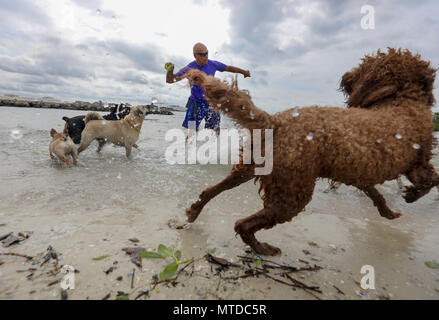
[62,104,131,144]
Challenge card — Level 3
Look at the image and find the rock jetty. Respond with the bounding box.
[0,96,174,115]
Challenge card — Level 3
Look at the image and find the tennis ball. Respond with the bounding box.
[165,64,173,72]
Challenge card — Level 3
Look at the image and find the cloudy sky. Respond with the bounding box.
[0,0,438,113]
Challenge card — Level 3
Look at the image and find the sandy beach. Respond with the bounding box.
[0,106,438,300]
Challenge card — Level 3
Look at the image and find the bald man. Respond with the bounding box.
[165,42,250,136]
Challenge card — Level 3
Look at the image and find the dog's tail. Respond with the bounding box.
[50,128,57,137]
[84,112,104,124]
[185,70,273,130]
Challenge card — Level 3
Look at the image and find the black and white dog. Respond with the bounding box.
[62,104,131,144]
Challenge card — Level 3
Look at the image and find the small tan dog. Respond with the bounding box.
[49,128,78,167]
[78,105,148,157]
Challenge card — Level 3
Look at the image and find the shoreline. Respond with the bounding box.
[0,96,175,115]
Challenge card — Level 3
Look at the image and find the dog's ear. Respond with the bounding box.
[50,129,57,137]
[360,85,398,107]
[63,122,69,134]
[62,116,70,122]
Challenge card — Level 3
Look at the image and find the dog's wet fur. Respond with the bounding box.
[78,106,148,157]
[184,48,439,256]
[62,104,131,144]
[49,128,78,167]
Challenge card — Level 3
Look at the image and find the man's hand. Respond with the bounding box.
[164,62,174,72]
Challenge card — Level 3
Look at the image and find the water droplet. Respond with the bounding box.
[376,139,382,144]
[291,108,299,117]
[96,9,102,14]
[413,143,421,150]
[241,106,246,110]
[10,129,23,140]
[395,134,402,140]
[306,133,314,141]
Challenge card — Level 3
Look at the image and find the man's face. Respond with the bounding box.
[193,46,208,66]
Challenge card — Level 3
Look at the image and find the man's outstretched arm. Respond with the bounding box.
[225,65,251,78]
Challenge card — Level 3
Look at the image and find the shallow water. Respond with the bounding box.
[0,106,438,300]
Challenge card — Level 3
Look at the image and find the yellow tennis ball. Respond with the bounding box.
[165,64,172,72]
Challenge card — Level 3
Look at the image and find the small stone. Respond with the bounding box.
[128,238,139,243]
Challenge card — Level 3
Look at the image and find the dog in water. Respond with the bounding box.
[49,128,78,167]
[62,104,131,144]
[184,48,439,256]
[78,105,148,157]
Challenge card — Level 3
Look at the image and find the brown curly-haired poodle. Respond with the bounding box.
[184,48,439,256]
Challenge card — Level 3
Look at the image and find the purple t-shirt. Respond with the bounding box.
[176,59,226,102]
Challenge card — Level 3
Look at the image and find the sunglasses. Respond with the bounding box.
[195,51,208,57]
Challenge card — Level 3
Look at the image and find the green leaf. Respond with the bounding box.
[158,244,173,258]
[139,251,165,259]
[175,250,182,261]
[92,254,110,261]
[425,261,439,269]
[254,258,261,268]
[116,295,129,300]
[206,248,217,255]
[159,262,178,281]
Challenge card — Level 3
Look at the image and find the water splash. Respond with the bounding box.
[291,107,299,117]
[10,129,23,140]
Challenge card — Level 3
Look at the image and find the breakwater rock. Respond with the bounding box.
[0,97,174,115]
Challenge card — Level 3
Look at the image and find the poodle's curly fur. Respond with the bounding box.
[185,48,439,256]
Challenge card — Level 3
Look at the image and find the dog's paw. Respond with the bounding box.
[186,207,200,223]
[402,186,419,203]
[253,242,282,256]
[384,211,403,220]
